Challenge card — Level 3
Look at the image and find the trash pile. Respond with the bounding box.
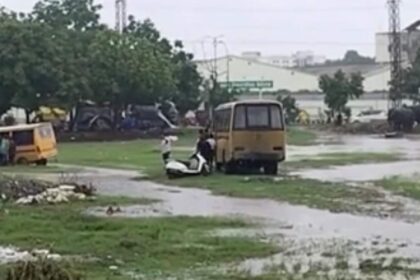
[0,177,96,205]
[4,249,81,280]
[0,247,60,265]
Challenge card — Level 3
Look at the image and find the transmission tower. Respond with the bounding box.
[388,0,403,108]
[115,0,127,33]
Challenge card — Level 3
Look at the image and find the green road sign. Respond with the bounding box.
[220,80,273,90]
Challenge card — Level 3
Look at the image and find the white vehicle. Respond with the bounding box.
[352,110,387,124]
[165,153,210,179]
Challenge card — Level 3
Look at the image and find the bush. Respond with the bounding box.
[6,258,82,280]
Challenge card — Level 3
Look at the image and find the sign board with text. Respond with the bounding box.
[219,80,274,90]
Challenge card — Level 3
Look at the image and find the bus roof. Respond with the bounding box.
[215,100,282,111]
[0,123,49,133]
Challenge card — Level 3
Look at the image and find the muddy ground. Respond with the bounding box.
[6,132,420,279]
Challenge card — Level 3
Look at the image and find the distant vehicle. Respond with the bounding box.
[214,100,286,175]
[73,102,114,132]
[33,106,67,131]
[0,123,57,165]
[352,110,387,124]
[121,105,176,131]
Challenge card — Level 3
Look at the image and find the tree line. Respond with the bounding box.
[0,0,207,123]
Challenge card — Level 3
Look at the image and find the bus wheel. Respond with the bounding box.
[264,162,278,175]
[17,157,29,165]
[36,159,48,166]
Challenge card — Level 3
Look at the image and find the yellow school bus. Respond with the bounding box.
[0,123,58,165]
[214,100,286,175]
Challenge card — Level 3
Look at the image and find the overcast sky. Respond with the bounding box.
[2,0,420,59]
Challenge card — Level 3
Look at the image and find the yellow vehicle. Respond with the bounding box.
[0,123,58,165]
[214,100,286,175]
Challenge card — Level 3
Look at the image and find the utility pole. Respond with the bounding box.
[207,36,225,122]
[388,0,403,108]
[115,0,127,33]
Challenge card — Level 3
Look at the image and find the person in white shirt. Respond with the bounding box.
[206,133,216,171]
[160,134,177,163]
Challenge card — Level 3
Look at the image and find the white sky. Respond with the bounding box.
[2,0,420,59]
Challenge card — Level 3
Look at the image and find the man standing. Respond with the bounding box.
[0,135,9,165]
[8,136,16,165]
[160,134,177,164]
[206,134,216,171]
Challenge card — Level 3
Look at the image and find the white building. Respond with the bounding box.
[196,55,319,92]
[375,20,420,65]
[196,56,395,119]
[196,55,391,94]
[240,51,326,68]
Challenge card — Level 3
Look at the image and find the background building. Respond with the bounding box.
[375,20,420,65]
[196,56,390,94]
[240,51,327,68]
[196,56,392,119]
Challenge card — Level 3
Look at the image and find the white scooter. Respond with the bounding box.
[165,153,210,179]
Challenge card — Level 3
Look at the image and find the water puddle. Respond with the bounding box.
[18,134,420,278]
[293,161,420,182]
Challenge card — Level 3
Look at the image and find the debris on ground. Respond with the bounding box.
[5,255,81,280]
[0,177,96,205]
[0,246,60,265]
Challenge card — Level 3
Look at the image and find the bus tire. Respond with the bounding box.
[36,159,48,166]
[17,157,29,165]
[264,162,278,175]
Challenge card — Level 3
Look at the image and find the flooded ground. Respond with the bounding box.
[21,134,420,278]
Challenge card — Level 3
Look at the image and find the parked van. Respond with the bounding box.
[0,123,57,165]
[213,100,286,175]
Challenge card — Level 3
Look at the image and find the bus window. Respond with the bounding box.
[39,125,52,138]
[234,106,246,129]
[247,106,269,128]
[215,109,231,132]
[14,130,34,146]
[270,105,283,129]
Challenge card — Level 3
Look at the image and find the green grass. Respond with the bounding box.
[0,197,277,279]
[286,152,401,169]
[287,127,317,146]
[379,177,420,200]
[55,127,315,172]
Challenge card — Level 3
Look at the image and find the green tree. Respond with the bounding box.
[31,0,105,123]
[277,95,299,123]
[126,17,203,113]
[171,41,203,114]
[87,30,175,125]
[32,0,103,31]
[325,50,375,66]
[0,18,66,122]
[319,70,364,124]
[206,76,238,109]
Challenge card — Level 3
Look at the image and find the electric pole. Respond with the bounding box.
[388,0,403,108]
[115,0,127,33]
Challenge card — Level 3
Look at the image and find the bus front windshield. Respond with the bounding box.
[234,105,284,130]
